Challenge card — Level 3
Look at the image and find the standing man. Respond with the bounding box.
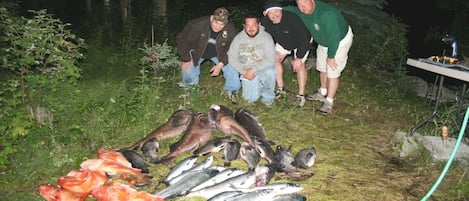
[227,14,276,107]
[261,0,313,107]
[284,0,354,115]
[177,7,241,104]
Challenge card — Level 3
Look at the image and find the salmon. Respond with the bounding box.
[58,169,107,194]
[127,109,194,150]
[97,148,132,167]
[39,184,87,201]
[157,112,213,165]
[91,184,163,201]
[80,158,141,175]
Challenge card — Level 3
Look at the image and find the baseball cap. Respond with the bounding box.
[213,7,229,24]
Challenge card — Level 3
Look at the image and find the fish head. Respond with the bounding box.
[254,164,275,186]
[239,142,260,170]
[194,112,211,127]
[208,104,234,128]
[141,138,159,153]
[305,148,317,167]
[295,147,317,168]
[254,137,275,163]
[170,109,194,127]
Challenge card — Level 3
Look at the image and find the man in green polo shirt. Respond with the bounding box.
[284,0,354,115]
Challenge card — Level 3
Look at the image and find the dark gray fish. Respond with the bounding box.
[254,136,275,164]
[141,137,159,162]
[254,163,276,186]
[118,149,149,174]
[235,107,275,145]
[292,146,316,169]
[273,193,307,201]
[208,104,254,145]
[223,138,241,167]
[127,109,194,150]
[273,145,297,173]
[193,136,231,156]
[157,112,213,165]
[239,142,260,171]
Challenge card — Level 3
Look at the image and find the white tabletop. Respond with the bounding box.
[407,58,469,82]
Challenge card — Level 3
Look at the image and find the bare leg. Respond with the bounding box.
[326,77,339,100]
[275,53,286,89]
[319,71,327,91]
[295,62,307,95]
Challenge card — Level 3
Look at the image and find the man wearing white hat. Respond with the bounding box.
[261,0,313,107]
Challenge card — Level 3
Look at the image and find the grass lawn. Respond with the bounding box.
[1,48,468,201]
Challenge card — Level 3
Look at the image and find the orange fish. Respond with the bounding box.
[91,184,163,201]
[80,158,141,175]
[97,148,132,167]
[58,169,107,194]
[38,184,87,201]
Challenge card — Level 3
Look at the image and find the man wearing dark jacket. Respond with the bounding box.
[261,0,313,107]
[177,7,241,104]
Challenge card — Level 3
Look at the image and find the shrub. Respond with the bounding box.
[0,8,86,170]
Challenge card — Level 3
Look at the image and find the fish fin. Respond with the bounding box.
[169,142,179,152]
[267,140,276,146]
[154,155,176,165]
[149,158,159,164]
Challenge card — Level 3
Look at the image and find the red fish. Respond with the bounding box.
[38,184,87,201]
[91,184,163,201]
[97,148,132,167]
[58,169,107,194]
[80,158,142,175]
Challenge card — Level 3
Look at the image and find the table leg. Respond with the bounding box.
[409,75,445,136]
[457,83,467,122]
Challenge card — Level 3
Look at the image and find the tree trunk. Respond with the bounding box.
[120,0,131,25]
[86,0,92,14]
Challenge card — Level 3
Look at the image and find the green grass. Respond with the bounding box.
[1,49,468,201]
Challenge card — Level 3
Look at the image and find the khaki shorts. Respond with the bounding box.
[316,26,354,78]
[275,43,310,63]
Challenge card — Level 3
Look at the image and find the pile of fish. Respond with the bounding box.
[38,104,316,200]
[155,154,306,200]
[123,104,316,200]
[38,149,163,201]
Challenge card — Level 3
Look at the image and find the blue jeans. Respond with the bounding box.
[241,66,276,104]
[182,57,241,94]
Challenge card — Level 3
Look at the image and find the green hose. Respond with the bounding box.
[421,106,469,201]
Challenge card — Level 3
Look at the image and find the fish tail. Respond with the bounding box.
[157,155,176,165]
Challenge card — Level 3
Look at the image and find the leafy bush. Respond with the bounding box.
[0,8,86,170]
[136,40,179,91]
[1,9,85,95]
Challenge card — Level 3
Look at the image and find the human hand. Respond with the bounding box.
[291,58,303,72]
[181,61,193,72]
[210,63,223,77]
[244,69,256,80]
[326,58,338,70]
